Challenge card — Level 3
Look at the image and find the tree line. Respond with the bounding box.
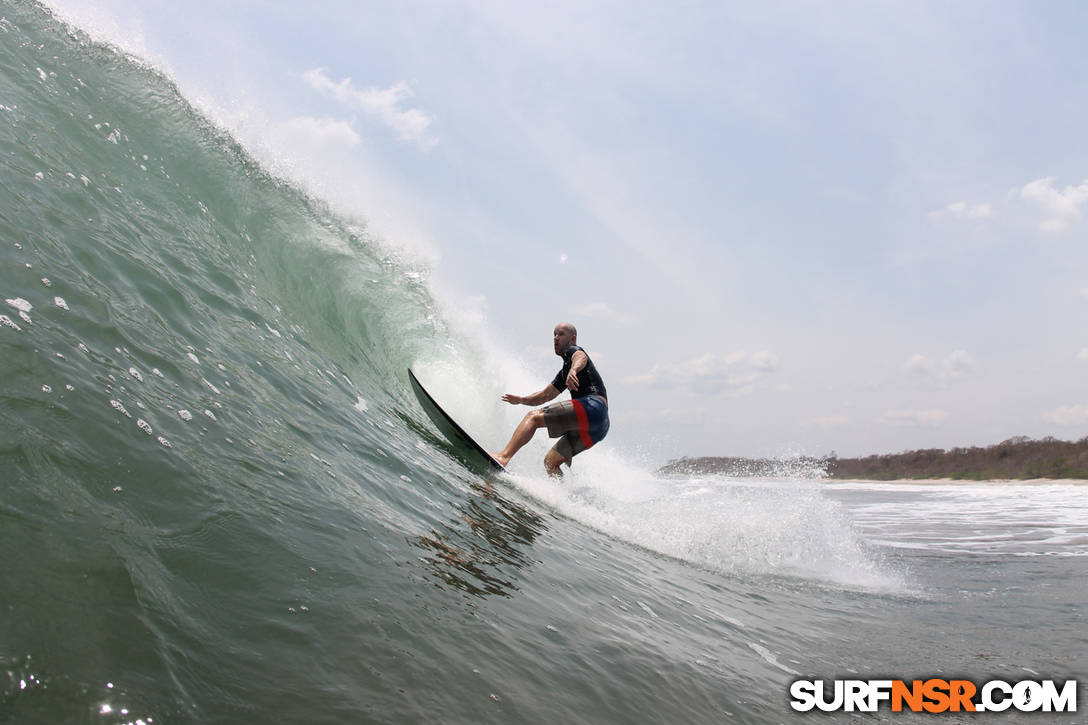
[659,436,1088,480]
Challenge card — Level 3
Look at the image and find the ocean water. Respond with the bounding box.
[1,3,1085,723]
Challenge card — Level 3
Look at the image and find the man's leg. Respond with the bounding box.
[544,447,570,477]
[492,409,547,467]
[543,432,581,477]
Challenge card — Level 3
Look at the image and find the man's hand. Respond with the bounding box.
[501,393,523,405]
[565,369,580,392]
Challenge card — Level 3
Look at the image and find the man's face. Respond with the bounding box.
[553,326,575,355]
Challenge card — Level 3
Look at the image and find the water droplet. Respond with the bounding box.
[40,278,52,287]
[128,367,143,382]
[41,385,51,393]
[0,315,21,331]
[136,419,152,435]
[177,409,193,421]
[53,296,69,310]
[110,400,131,418]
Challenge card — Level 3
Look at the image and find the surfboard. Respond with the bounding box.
[407,368,506,473]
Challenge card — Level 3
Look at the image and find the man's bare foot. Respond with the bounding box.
[490,452,510,467]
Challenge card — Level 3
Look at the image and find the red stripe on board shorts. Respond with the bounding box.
[541,395,609,461]
[571,399,594,451]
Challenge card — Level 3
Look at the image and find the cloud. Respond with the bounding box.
[903,349,975,385]
[750,350,779,371]
[571,302,633,324]
[275,115,361,150]
[903,353,934,378]
[879,409,948,427]
[1078,348,1088,362]
[626,351,780,395]
[943,349,976,376]
[303,68,437,149]
[1019,177,1088,232]
[930,177,1088,232]
[1042,404,1088,426]
[929,201,992,221]
[809,415,849,429]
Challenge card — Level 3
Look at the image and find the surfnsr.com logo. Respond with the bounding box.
[789,679,1078,713]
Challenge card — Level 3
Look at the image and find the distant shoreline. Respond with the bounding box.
[659,436,1088,481]
[826,477,1088,486]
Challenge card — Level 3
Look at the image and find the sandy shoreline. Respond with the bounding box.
[828,477,1088,486]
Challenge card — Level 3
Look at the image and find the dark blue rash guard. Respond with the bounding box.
[551,345,607,400]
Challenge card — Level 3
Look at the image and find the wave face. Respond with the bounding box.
[3,4,1083,724]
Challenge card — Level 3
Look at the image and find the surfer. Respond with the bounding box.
[491,323,609,476]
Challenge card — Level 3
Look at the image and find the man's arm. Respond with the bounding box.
[565,350,588,392]
[501,384,561,406]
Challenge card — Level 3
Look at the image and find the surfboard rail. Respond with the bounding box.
[407,368,505,473]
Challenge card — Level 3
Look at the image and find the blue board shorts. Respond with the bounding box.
[541,395,609,462]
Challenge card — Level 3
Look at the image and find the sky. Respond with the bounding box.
[42,0,1088,461]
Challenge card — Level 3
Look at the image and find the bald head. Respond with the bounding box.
[553,322,578,355]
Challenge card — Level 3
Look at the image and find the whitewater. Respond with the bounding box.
[1,3,1085,723]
